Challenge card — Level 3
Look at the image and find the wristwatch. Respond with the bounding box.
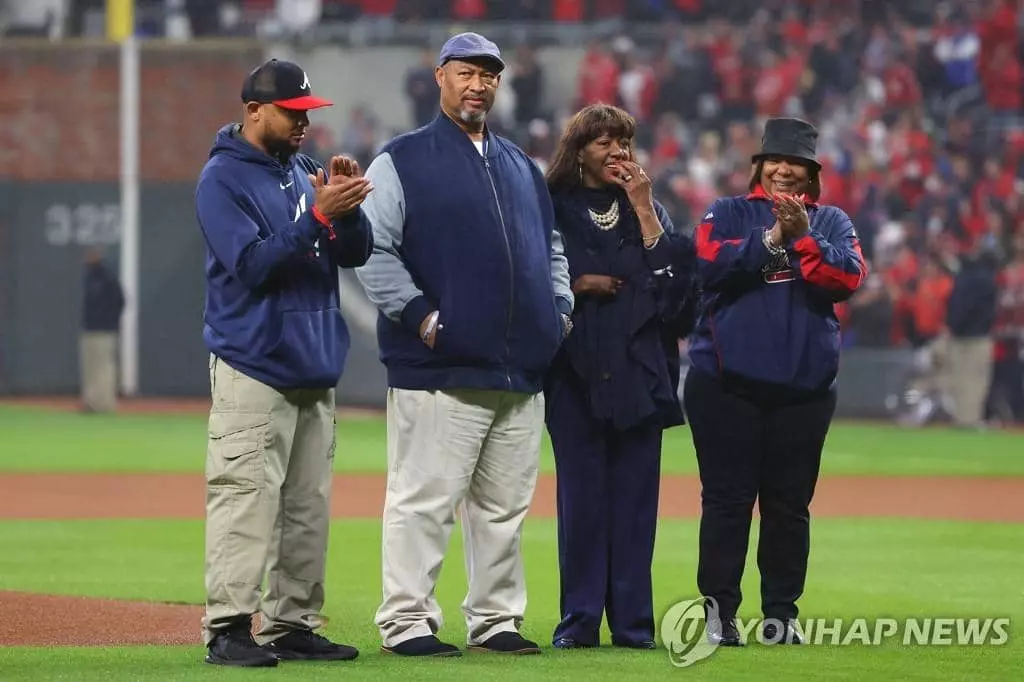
[561,313,573,336]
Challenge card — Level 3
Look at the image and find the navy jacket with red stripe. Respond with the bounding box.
[687,187,867,393]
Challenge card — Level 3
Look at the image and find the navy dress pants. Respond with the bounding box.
[683,368,836,622]
[545,374,663,646]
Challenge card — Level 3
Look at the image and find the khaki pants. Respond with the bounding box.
[202,354,336,645]
[375,387,543,648]
[79,331,117,412]
[947,337,995,427]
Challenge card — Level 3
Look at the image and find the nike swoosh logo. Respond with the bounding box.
[280,181,294,189]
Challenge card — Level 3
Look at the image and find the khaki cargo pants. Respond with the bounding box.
[202,354,336,645]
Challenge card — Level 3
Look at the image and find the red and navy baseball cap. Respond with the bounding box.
[240,58,333,111]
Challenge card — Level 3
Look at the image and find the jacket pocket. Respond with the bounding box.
[431,309,454,356]
[508,289,563,374]
[430,309,458,361]
[206,411,271,490]
[432,306,504,365]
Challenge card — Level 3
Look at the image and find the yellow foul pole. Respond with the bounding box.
[106,0,134,42]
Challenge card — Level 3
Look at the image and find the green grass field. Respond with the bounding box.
[0,405,1022,680]
[2,404,1023,476]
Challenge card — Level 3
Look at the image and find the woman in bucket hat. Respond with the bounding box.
[684,117,868,647]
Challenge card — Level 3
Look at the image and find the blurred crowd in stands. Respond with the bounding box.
[398,0,1024,425]
[309,0,1024,425]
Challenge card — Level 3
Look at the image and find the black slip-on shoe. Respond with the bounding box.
[468,631,541,655]
[381,634,462,657]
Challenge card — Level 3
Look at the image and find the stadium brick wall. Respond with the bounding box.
[0,41,264,182]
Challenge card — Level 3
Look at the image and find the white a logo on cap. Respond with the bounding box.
[301,71,310,91]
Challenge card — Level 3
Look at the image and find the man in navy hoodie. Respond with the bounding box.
[355,33,574,657]
[196,58,374,668]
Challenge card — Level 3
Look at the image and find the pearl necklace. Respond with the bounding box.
[588,198,620,230]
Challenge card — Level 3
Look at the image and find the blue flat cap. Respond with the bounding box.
[438,32,505,72]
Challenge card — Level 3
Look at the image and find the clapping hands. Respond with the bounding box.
[772,193,810,239]
[309,155,373,222]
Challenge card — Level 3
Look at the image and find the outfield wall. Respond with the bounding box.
[0,181,912,418]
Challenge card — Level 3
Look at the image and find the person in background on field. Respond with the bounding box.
[79,247,124,413]
[945,239,1000,430]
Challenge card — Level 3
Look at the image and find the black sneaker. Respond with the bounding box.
[468,631,541,655]
[205,622,279,667]
[262,629,359,661]
[381,634,462,657]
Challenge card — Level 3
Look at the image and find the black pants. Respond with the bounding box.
[545,373,662,646]
[683,368,837,621]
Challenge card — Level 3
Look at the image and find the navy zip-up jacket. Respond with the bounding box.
[355,113,574,394]
[195,123,373,390]
[687,186,867,392]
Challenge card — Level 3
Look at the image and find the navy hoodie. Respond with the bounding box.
[195,123,373,390]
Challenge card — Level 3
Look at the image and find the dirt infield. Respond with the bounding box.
[0,591,204,647]
[2,396,1022,649]
[1,472,1023,522]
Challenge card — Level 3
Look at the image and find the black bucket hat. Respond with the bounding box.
[752,117,821,170]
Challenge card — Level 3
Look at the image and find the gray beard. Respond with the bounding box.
[460,108,487,124]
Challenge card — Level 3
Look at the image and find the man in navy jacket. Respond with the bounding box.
[356,33,574,657]
[196,58,373,668]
